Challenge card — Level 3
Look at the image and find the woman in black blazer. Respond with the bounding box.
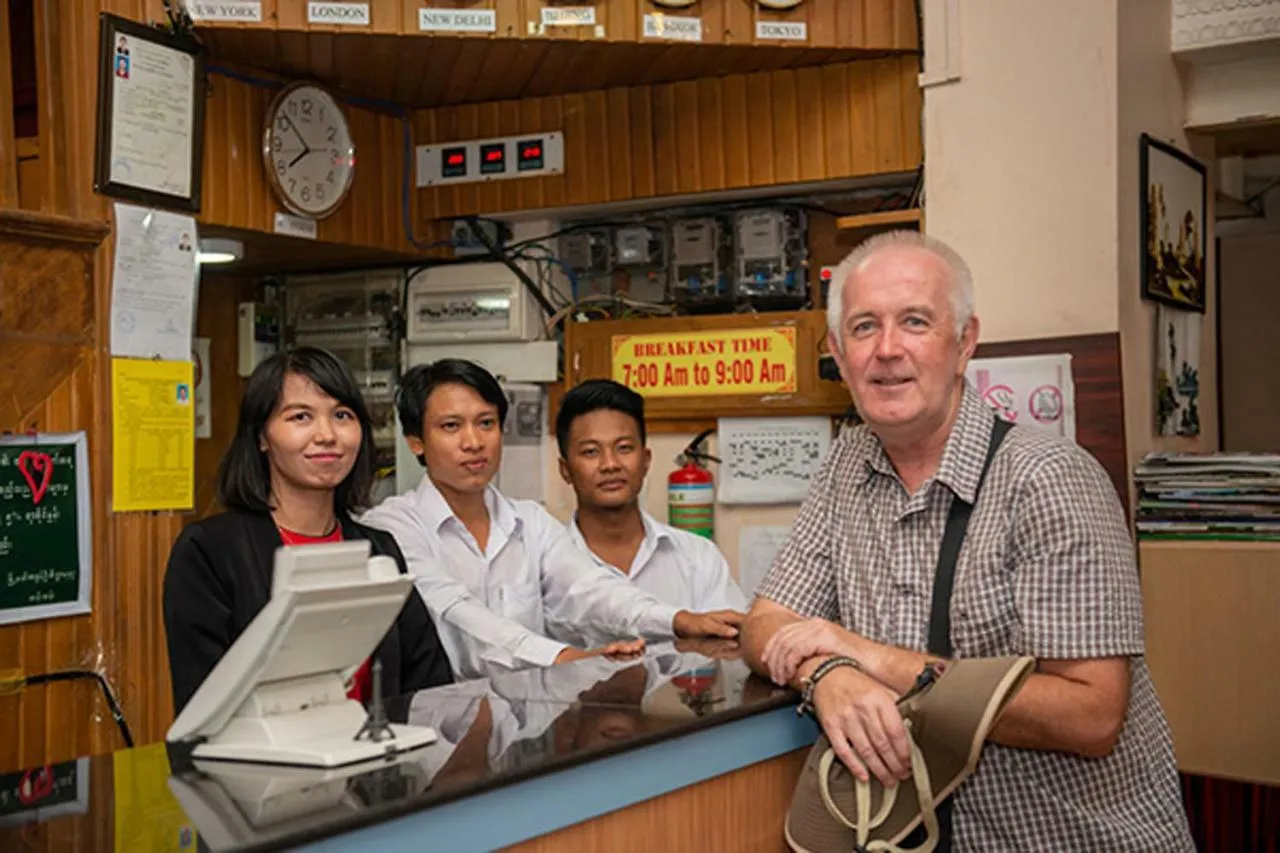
[163,347,454,716]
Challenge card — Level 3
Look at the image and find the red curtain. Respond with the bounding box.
[1182,774,1280,852]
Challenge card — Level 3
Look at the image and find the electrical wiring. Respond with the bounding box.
[543,293,675,336]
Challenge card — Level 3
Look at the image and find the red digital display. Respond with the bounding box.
[479,142,506,175]
[517,138,545,172]
[441,146,467,178]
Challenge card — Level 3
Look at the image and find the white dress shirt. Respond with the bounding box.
[565,510,747,648]
[360,477,680,679]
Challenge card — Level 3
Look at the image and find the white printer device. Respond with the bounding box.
[165,540,438,768]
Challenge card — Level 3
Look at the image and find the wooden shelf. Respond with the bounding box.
[835,208,922,231]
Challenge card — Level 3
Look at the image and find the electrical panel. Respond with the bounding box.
[613,222,666,269]
[283,271,404,486]
[733,207,808,303]
[559,228,613,277]
[406,262,542,344]
[451,219,508,257]
[669,217,731,307]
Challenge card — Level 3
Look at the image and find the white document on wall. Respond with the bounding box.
[966,353,1077,441]
[737,526,791,599]
[110,202,198,361]
[716,416,832,505]
[498,383,545,502]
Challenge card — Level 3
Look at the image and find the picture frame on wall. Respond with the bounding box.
[93,13,206,213]
[1140,133,1207,313]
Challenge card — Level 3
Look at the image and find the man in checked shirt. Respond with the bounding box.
[741,231,1193,851]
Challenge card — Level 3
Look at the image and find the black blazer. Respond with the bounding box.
[162,509,454,716]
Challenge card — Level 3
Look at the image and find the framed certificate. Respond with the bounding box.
[93,13,206,213]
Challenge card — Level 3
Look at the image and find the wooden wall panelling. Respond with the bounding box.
[17,138,44,210]
[415,56,922,220]
[504,748,808,852]
[0,210,109,774]
[198,73,415,252]
[0,0,18,206]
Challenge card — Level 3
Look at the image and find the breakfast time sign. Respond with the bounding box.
[611,328,798,397]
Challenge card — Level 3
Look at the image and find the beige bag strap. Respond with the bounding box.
[814,726,940,853]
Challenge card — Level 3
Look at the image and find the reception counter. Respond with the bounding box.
[0,642,818,852]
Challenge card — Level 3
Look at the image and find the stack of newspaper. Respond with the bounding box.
[1134,452,1280,540]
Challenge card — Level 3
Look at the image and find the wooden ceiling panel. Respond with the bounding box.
[197,29,913,112]
[198,225,427,276]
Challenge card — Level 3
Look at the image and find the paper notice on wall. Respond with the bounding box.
[498,383,544,502]
[738,526,791,599]
[716,416,832,504]
[192,338,211,440]
[110,202,198,362]
[966,354,1076,441]
[111,358,195,512]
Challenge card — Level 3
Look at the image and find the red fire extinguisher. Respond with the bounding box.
[668,428,717,540]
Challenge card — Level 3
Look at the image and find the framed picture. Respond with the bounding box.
[93,13,206,213]
[1140,133,1207,313]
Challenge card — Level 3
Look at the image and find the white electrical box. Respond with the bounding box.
[406,263,543,344]
[237,302,280,378]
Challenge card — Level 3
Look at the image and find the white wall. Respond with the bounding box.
[922,0,1121,341]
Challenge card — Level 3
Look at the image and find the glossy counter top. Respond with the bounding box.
[1,641,816,852]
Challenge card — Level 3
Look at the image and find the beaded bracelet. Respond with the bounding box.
[795,655,862,718]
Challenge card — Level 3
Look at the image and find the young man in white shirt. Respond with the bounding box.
[361,359,742,680]
[555,379,748,649]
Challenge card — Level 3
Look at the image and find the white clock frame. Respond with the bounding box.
[261,82,355,220]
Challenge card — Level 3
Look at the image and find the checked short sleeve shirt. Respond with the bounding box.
[757,382,1193,852]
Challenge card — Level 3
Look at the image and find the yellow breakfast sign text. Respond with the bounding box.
[611,327,798,397]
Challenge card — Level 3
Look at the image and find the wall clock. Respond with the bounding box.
[651,1,699,8]
[757,0,803,8]
[261,82,355,220]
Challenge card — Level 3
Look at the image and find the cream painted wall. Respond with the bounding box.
[921,0,1217,508]
[1117,0,1219,478]
[922,0,1121,341]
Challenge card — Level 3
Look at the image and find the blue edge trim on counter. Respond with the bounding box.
[302,705,819,852]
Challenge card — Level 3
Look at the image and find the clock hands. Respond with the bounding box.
[281,113,312,165]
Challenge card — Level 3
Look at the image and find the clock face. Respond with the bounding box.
[262,83,355,220]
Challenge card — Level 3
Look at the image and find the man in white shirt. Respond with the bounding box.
[362,359,743,680]
[555,379,748,649]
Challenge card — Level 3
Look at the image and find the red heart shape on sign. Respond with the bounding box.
[17,450,54,505]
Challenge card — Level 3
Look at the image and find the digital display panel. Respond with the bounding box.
[517,138,545,172]
[479,142,507,175]
[441,146,467,178]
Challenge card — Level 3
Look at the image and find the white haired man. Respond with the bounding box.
[741,231,1192,850]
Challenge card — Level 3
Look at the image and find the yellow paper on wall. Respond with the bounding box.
[111,358,195,512]
[113,743,198,852]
